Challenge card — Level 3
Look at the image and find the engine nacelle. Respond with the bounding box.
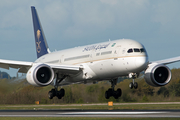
[144,63,171,87]
[26,63,54,86]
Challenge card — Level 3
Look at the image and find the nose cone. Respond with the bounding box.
[135,57,148,71]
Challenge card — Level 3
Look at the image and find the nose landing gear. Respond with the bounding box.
[105,79,122,99]
[129,73,138,89]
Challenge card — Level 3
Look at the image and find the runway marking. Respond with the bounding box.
[58,111,167,115]
[0,115,59,117]
[0,111,178,118]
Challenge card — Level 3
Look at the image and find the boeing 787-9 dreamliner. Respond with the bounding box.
[0,6,180,99]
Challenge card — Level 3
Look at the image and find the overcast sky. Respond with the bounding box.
[0,0,180,76]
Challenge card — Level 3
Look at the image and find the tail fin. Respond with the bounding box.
[31,6,50,58]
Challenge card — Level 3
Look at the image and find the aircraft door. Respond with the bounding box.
[122,48,128,70]
[90,49,96,62]
[60,55,64,64]
[122,48,126,55]
[114,46,121,58]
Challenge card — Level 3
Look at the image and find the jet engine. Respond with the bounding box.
[26,63,54,86]
[144,63,171,87]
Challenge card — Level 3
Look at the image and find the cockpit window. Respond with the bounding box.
[134,48,140,52]
[127,48,146,53]
[140,48,145,53]
[127,49,133,53]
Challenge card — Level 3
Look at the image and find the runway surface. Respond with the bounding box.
[0,109,180,117]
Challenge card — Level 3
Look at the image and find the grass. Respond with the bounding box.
[1,102,180,110]
[0,103,180,119]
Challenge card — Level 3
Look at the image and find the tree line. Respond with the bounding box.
[0,68,180,104]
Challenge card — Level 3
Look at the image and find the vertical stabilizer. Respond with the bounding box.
[31,6,50,58]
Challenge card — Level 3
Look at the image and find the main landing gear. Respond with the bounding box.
[48,88,65,99]
[105,79,122,99]
[129,73,138,89]
[48,74,66,99]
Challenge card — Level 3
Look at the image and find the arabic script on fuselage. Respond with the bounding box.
[83,43,110,52]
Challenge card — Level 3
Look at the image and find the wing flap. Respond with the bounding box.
[0,63,9,69]
[0,59,82,74]
[48,64,82,74]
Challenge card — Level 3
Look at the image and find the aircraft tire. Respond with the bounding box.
[56,91,62,99]
[113,88,122,99]
[117,88,122,97]
[129,82,133,89]
[108,88,113,96]
[134,82,138,89]
[60,88,65,97]
[56,89,65,99]
[105,91,110,99]
[48,89,56,99]
[113,92,119,99]
[48,91,54,99]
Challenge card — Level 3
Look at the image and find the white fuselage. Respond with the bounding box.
[35,39,149,85]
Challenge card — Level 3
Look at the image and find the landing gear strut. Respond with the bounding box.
[129,73,138,89]
[105,79,122,99]
[48,74,66,99]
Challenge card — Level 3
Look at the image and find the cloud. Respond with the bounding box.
[151,0,180,38]
[100,0,118,5]
[62,0,115,40]
[53,0,151,42]
[0,0,180,76]
[152,0,180,25]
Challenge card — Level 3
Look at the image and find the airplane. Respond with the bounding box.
[0,6,180,100]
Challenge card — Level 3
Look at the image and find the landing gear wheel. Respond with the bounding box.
[48,88,65,99]
[60,88,65,97]
[48,91,54,99]
[134,82,138,89]
[114,94,119,99]
[129,82,133,89]
[57,91,62,99]
[105,88,113,99]
[108,88,113,96]
[117,88,122,97]
[48,89,56,99]
[105,88,122,99]
[57,88,65,99]
[113,88,122,99]
[113,90,119,99]
[105,91,110,99]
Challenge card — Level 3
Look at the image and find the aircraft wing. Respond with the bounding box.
[0,59,33,73]
[151,56,180,65]
[0,59,81,74]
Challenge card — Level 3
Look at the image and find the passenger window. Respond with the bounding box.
[134,48,140,52]
[96,53,100,56]
[127,49,133,53]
